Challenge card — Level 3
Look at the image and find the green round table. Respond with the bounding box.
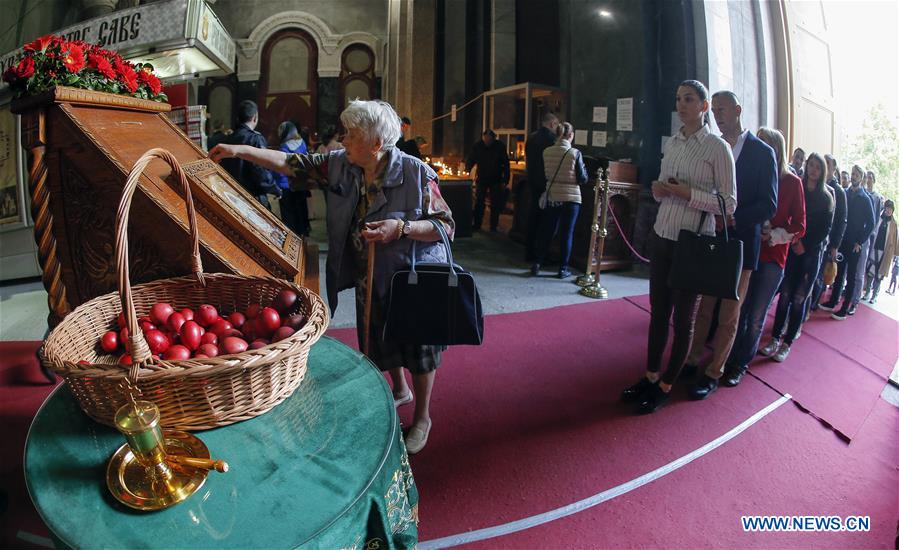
[25,336,419,548]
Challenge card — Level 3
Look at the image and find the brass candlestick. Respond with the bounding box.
[578,164,610,299]
[107,383,228,511]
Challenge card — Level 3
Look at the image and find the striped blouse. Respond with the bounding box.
[653,124,737,240]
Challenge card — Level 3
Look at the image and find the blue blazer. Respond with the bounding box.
[732,132,778,271]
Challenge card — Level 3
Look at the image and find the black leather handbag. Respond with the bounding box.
[668,194,744,300]
[383,219,485,345]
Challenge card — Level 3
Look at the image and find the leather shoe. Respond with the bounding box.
[621,377,656,402]
[636,384,670,414]
[558,268,572,279]
[689,375,719,400]
[721,364,748,387]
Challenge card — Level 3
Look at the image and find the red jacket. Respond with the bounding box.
[759,172,806,268]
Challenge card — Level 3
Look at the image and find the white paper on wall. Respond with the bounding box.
[574,129,588,145]
[617,98,633,131]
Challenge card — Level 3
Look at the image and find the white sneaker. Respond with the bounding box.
[405,419,432,454]
[772,343,791,363]
[759,338,781,357]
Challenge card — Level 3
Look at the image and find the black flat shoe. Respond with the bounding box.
[689,375,719,400]
[621,377,656,402]
[636,384,670,414]
[722,364,748,387]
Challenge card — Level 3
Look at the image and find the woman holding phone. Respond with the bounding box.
[621,80,737,414]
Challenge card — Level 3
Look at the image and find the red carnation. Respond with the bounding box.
[115,60,138,93]
[138,70,162,95]
[88,52,116,79]
[24,35,56,53]
[15,56,35,79]
[60,43,86,74]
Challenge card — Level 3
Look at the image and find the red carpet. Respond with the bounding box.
[329,298,898,547]
[625,293,898,441]
[3,296,897,548]
[0,342,58,548]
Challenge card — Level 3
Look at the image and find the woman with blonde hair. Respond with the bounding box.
[723,128,805,386]
[530,121,588,278]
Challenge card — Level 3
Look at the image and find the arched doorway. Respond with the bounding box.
[258,29,318,146]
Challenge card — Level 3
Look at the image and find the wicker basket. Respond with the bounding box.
[40,148,329,431]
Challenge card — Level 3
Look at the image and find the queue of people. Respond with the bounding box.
[620,79,897,414]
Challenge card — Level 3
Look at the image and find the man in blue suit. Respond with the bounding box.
[687,91,778,400]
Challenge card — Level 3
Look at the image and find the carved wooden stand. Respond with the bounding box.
[13,87,316,329]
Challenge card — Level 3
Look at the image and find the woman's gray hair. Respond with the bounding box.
[339,99,403,151]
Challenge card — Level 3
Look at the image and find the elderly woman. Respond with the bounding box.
[210,100,454,454]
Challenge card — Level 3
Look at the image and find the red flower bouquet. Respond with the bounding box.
[2,35,167,102]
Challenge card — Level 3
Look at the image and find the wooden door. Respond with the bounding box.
[258,29,318,145]
[783,0,837,155]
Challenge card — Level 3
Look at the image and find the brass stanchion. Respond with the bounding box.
[577,164,610,299]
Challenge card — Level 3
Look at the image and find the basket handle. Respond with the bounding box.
[116,148,205,375]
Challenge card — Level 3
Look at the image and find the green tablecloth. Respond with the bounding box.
[25,336,419,548]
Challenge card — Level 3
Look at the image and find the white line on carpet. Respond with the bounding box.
[16,531,54,548]
[419,394,792,549]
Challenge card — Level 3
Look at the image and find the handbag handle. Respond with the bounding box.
[695,193,730,242]
[408,218,457,287]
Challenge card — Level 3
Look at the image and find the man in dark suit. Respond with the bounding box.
[466,129,510,232]
[524,113,559,261]
[220,100,280,209]
[687,91,778,399]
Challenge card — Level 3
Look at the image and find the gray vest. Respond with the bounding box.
[324,148,448,315]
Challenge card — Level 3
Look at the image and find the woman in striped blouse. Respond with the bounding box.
[621,80,737,414]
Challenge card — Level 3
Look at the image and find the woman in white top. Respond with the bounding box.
[621,80,737,414]
[531,122,589,278]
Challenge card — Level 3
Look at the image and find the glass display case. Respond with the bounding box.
[481,83,566,162]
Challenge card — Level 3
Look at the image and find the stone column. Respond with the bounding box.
[386,0,435,150]
[491,0,515,89]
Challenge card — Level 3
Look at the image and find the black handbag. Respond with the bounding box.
[383,219,485,345]
[668,194,744,299]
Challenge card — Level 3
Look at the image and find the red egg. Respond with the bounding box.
[119,327,130,352]
[193,353,209,359]
[258,307,281,335]
[100,330,119,353]
[221,337,248,355]
[197,343,219,358]
[139,320,156,333]
[117,312,127,330]
[282,313,306,331]
[150,303,174,326]
[245,303,262,319]
[163,345,191,361]
[249,339,269,350]
[180,308,195,321]
[144,329,171,355]
[228,311,246,329]
[209,319,233,336]
[200,332,218,345]
[118,353,133,365]
[272,289,299,315]
[271,326,295,342]
[166,312,186,333]
[196,304,219,327]
[180,320,203,351]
